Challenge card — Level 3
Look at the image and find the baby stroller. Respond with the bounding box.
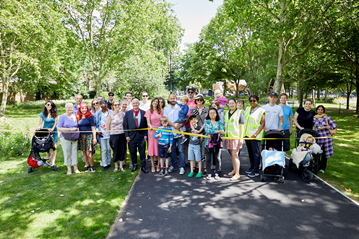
[288,129,322,183]
[27,129,57,173]
[260,131,286,183]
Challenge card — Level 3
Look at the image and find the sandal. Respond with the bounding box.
[228,171,235,176]
[120,168,125,172]
[151,167,156,173]
[230,175,240,181]
[74,170,81,174]
[113,167,118,172]
[67,171,72,175]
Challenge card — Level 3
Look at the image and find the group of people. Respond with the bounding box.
[36,87,337,179]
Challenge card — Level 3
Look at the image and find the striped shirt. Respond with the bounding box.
[154,126,174,146]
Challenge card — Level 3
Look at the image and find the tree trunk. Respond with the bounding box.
[20,89,24,102]
[325,88,328,103]
[304,90,308,100]
[0,75,10,117]
[317,89,320,100]
[312,88,316,107]
[298,81,303,107]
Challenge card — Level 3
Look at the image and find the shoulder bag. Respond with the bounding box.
[325,116,337,136]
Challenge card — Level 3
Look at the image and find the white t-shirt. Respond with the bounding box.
[140,101,151,111]
[262,104,283,130]
[100,112,110,139]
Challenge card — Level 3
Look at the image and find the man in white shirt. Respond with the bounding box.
[262,92,283,132]
[140,91,151,111]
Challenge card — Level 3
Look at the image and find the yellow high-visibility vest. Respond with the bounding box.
[244,106,265,139]
[224,109,243,138]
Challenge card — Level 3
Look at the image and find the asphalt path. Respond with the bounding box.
[108,145,359,239]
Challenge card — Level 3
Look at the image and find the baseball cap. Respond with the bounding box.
[108,91,114,96]
[269,92,278,97]
[187,86,196,92]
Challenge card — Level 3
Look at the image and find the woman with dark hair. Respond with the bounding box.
[77,103,97,172]
[204,107,225,180]
[293,99,315,137]
[36,100,58,166]
[145,97,164,173]
[313,105,338,173]
[243,95,266,178]
[224,98,245,181]
[159,97,166,110]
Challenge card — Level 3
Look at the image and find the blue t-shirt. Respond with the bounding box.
[177,103,189,119]
[78,116,95,135]
[279,105,293,130]
[39,112,57,130]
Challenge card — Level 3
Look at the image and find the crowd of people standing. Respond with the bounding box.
[36,88,337,179]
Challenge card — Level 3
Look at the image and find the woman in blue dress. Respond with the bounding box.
[36,100,59,166]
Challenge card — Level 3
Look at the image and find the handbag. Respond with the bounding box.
[325,116,337,136]
[63,129,80,141]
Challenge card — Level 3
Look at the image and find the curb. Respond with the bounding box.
[107,170,141,239]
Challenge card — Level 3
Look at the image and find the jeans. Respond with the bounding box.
[170,137,185,168]
[245,140,261,173]
[100,138,111,167]
[188,144,201,162]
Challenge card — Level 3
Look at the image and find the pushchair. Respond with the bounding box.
[260,131,286,183]
[27,129,57,173]
[288,129,322,183]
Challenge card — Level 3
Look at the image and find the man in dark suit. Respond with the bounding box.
[124,99,148,173]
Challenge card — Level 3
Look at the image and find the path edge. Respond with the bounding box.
[107,170,142,239]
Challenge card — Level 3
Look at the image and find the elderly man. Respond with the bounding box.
[73,94,83,114]
[124,99,148,173]
[164,94,187,174]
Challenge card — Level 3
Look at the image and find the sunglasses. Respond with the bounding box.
[114,104,120,106]
[197,99,203,102]
[250,100,257,102]
[46,103,52,106]
[93,102,98,105]
[188,91,194,94]
[109,94,114,96]
[142,95,148,97]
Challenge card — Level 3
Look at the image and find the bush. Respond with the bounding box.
[333,97,356,107]
[0,117,31,159]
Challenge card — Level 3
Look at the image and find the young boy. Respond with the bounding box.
[188,115,203,178]
[174,95,189,143]
[154,116,174,176]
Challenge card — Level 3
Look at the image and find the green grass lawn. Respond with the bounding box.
[1,104,138,239]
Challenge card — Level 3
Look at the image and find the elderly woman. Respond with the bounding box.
[225,98,245,181]
[90,98,101,115]
[293,99,315,137]
[36,100,58,166]
[204,108,225,180]
[313,105,338,173]
[107,99,127,172]
[145,97,164,173]
[243,95,265,178]
[58,103,80,175]
[77,103,97,172]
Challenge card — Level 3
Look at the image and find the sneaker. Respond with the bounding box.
[205,174,212,180]
[108,165,113,169]
[168,166,176,173]
[164,170,168,176]
[85,167,90,172]
[103,166,109,172]
[245,168,253,174]
[90,167,96,173]
[319,169,324,173]
[84,165,88,168]
[129,163,133,169]
[211,165,216,170]
[248,171,259,177]
[159,169,164,175]
[180,137,187,145]
[196,172,203,178]
[214,173,219,180]
[188,172,195,178]
[179,167,185,175]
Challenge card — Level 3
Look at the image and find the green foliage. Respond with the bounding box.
[0,118,31,158]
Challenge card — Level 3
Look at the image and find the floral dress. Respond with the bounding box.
[313,115,338,158]
[145,109,164,156]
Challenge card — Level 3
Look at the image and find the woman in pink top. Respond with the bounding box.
[145,97,164,173]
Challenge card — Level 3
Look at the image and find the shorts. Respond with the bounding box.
[188,144,201,162]
[158,144,170,158]
[281,129,291,151]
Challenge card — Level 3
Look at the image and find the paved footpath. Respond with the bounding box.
[108,145,359,239]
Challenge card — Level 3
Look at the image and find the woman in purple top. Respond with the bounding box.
[313,105,338,173]
[58,103,80,175]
